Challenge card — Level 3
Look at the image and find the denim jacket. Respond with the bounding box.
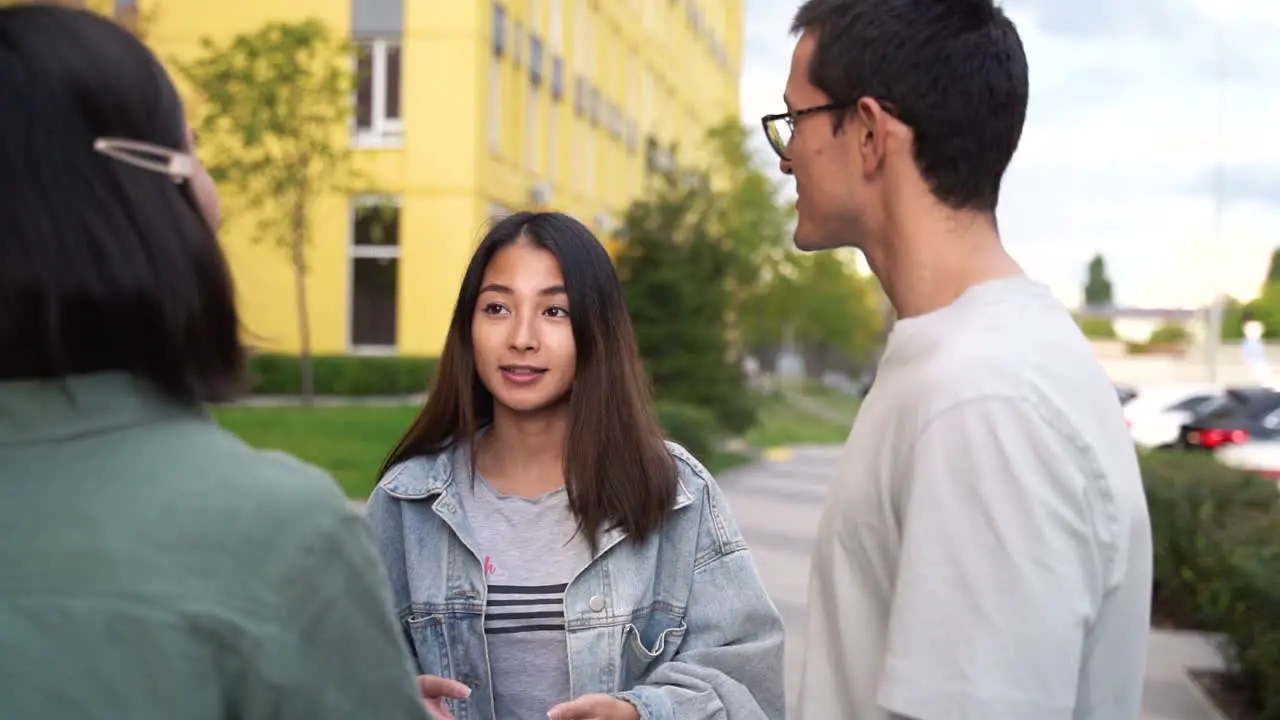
[365,440,786,720]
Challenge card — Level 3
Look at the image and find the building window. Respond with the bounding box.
[493,3,507,56]
[349,197,400,351]
[355,39,402,146]
[513,20,524,67]
[529,35,544,87]
[551,55,564,100]
[526,89,540,171]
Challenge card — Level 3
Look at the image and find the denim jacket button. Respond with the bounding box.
[588,595,606,612]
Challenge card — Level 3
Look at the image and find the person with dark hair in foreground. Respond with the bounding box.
[366,211,785,720]
[763,2,1153,719]
[0,6,438,719]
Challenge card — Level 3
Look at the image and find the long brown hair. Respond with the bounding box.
[379,211,677,548]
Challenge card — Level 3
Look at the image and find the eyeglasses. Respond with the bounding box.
[761,99,898,162]
[760,103,845,162]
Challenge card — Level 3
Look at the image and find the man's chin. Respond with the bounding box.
[792,227,835,252]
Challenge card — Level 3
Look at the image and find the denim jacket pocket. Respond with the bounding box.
[404,612,454,678]
[621,617,688,683]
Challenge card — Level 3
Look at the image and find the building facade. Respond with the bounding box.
[132,0,742,357]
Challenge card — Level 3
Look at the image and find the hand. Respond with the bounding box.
[547,693,641,720]
[416,675,471,720]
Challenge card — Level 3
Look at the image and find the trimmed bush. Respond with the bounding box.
[656,401,721,460]
[1143,450,1280,717]
[245,354,438,397]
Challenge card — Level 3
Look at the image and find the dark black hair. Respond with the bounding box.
[383,211,677,550]
[792,0,1029,212]
[0,5,244,404]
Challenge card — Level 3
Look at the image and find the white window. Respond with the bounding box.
[489,57,502,153]
[349,196,400,352]
[354,39,402,146]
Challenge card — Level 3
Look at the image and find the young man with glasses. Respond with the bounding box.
[765,2,1154,719]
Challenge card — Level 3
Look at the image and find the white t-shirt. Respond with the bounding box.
[795,276,1153,720]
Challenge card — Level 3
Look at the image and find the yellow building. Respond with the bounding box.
[126,0,743,357]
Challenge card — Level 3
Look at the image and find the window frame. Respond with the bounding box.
[348,194,402,353]
[353,38,404,148]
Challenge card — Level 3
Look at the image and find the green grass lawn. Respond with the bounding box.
[801,383,863,418]
[212,405,418,499]
[744,393,855,448]
[213,393,856,498]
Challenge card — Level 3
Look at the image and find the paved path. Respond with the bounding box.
[716,444,1228,720]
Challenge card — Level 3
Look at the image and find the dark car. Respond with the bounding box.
[1177,387,1280,451]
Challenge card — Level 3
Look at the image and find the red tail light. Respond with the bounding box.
[1186,428,1249,449]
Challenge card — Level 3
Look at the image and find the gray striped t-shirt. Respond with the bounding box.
[454,461,592,719]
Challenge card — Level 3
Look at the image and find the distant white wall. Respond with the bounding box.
[1093,341,1277,387]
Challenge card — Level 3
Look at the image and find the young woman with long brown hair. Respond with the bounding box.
[366,211,785,720]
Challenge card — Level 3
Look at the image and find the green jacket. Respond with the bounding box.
[0,372,428,719]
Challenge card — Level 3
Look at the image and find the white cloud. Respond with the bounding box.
[739,0,1280,309]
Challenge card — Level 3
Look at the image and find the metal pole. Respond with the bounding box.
[1205,22,1227,383]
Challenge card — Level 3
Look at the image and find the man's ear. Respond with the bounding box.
[854,97,891,175]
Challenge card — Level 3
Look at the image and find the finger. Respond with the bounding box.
[547,694,607,720]
[417,675,472,700]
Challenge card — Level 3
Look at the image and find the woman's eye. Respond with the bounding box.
[545,306,570,318]
[482,302,509,315]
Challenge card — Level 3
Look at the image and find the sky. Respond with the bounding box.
[738,0,1280,309]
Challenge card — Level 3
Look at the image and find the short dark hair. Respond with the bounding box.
[381,211,678,550]
[0,6,244,404]
[792,0,1028,212]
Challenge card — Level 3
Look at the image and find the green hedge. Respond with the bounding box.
[1144,450,1280,717]
[245,354,438,396]
[656,401,721,460]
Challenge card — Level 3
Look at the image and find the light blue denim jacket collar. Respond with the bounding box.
[378,444,697,560]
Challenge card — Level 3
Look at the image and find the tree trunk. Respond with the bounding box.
[291,204,314,405]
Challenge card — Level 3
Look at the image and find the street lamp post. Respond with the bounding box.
[1205,21,1228,383]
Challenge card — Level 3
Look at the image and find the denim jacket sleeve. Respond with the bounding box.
[614,457,787,720]
[364,485,420,672]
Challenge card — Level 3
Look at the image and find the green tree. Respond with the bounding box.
[741,251,882,376]
[1148,322,1191,344]
[703,120,793,290]
[181,19,359,401]
[791,252,882,375]
[617,171,756,434]
[1221,296,1247,340]
[1266,249,1280,284]
[1084,253,1114,306]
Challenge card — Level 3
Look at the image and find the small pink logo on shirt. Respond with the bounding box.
[483,555,496,577]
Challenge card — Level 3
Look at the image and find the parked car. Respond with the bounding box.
[1214,440,1280,479]
[1121,383,1222,449]
[1176,387,1280,452]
